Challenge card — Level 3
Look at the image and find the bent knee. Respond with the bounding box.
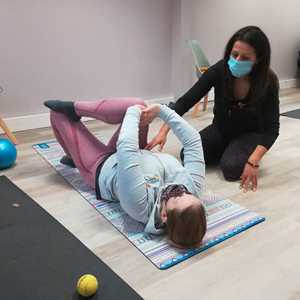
[50,110,68,125]
[125,97,145,107]
[220,159,243,181]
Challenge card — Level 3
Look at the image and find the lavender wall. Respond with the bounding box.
[171,0,195,99]
[1,0,300,120]
[176,0,300,94]
[0,0,173,118]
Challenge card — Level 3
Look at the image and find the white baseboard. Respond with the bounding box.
[1,113,51,133]
[279,78,299,89]
[1,79,299,134]
[0,96,175,133]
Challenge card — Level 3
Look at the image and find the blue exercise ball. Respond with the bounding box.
[0,138,17,170]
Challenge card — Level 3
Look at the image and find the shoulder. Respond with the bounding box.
[209,59,226,72]
[204,59,226,81]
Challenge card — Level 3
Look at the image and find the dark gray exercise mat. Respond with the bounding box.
[0,176,143,300]
[281,108,300,119]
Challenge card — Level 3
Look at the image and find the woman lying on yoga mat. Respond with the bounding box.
[44,98,207,249]
[147,26,280,192]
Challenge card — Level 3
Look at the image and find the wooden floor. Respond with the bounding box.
[2,88,300,300]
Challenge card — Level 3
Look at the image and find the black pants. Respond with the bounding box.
[181,124,262,181]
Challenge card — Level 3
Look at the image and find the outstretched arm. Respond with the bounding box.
[116,106,149,223]
[241,76,280,192]
[142,104,205,195]
[145,62,218,150]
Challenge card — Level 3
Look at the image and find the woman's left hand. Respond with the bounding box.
[140,104,161,126]
[240,163,259,192]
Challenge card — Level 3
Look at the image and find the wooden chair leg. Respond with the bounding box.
[203,94,209,111]
[192,101,201,118]
[192,94,209,118]
[0,117,18,145]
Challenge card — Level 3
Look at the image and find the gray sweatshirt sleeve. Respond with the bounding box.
[116,106,149,223]
[158,105,205,194]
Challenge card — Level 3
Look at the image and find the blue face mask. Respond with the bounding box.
[227,56,254,78]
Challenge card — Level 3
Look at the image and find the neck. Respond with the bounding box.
[235,75,251,82]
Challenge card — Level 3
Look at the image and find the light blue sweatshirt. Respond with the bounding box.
[98,104,205,234]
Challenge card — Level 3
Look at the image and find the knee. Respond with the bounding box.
[220,158,243,181]
[129,98,145,107]
[138,98,146,106]
[50,110,64,124]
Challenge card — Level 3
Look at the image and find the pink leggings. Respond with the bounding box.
[50,98,148,189]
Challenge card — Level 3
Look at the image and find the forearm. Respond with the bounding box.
[117,106,141,151]
[158,105,205,192]
[159,123,170,136]
[173,67,216,116]
[248,145,268,165]
[158,105,200,147]
[116,106,149,223]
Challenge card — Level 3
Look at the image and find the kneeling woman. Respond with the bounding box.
[44,99,207,248]
[147,26,280,192]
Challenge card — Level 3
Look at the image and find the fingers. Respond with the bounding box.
[145,138,165,151]
[145,141,155,150]
[240,173,246,189]
[158,141,166,152]
[142,105,154,112]
[240,174,257,192]
[140,112,155,126]
[240,169,250,192]
[141,104,161,120]
[241,177,251,192]
[141,105,157,114]
[134,104,147,110]
[145,138,159,150]
[252,175,258,191]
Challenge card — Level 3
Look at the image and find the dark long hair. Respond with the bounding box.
[224,26,277,107]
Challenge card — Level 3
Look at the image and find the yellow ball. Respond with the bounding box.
[76,274,99,297]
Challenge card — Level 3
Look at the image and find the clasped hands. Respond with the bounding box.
[134,104,167,151]
[134,103,161,126]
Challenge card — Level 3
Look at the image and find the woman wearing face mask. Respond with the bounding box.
[146,26,280,192]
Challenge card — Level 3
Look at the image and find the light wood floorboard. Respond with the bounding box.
[1,88,300,300]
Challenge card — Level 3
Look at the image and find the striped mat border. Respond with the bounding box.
[33,140,265,270]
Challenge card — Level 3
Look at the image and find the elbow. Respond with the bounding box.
[262,132,279,150]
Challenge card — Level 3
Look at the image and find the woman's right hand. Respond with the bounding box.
[145,131,167,151]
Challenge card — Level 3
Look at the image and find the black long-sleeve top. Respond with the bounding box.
[173,59,280,149]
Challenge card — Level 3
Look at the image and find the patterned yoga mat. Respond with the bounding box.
[33,140,265,270]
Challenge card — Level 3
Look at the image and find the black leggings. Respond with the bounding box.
[181,124,262,181]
